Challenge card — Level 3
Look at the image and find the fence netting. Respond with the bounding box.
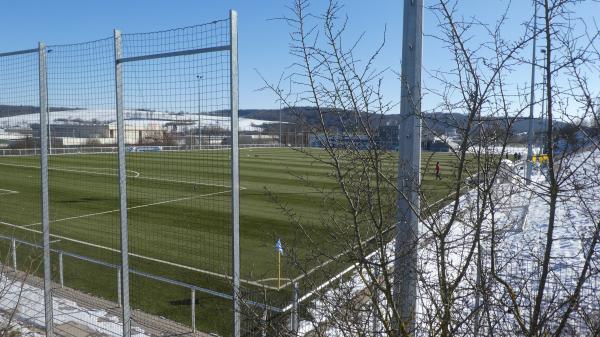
[120,19,233,333]
[0,13,252,337]
[45,36,124,335]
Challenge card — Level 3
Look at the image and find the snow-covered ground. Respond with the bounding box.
[0,109,277,132]
[466,144,539,156]
[0,275,148,336]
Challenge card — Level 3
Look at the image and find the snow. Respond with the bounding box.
[0,109,277,132]
[0,275,148,337]
[0,133,26,141]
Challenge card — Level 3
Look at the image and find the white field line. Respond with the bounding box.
[26,190,231,227]
[131,174,235,189]
[0,162,140,178]
[0,189,19,196]
[0,161,239,189]
[53,167,141,178]
[256,277,293,283]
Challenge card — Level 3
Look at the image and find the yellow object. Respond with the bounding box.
[532,154,549,163]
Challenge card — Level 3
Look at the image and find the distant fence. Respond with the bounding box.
[0,143,304,157]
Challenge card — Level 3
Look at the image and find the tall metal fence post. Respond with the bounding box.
[114,29,132,337]
[11,238,16,271]
[191,288,196,332]
[229,9,241,337]
[58,252,64,288]
[395,0,423,334]
[39,41,54,337]
[117,267,122,307]
[291,282,299,334]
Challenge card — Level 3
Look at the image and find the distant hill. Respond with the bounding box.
[0,105,568,136]
[240,107,343,126]
[240,108,566,135]
[0,105,78,118]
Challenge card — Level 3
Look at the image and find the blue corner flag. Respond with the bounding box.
[275,238,284,256]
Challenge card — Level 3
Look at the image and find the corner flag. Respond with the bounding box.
[275,238,284,256]
[275,238,284,289]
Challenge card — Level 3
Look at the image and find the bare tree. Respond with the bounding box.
[246,0,600,336]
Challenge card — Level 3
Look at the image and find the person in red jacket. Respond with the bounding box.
[435,161,442,180]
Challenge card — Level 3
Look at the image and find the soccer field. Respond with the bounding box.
[0,147,460,333]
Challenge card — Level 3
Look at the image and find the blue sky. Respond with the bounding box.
[1,1,597,113]
[1,1,401,109]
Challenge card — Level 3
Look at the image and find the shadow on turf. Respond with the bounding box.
[59,197,113,203]
[169,298,200,306]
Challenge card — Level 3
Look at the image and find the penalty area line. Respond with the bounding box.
[0,162,243,189]
[27,189,233,227]
[0,162,140,178]
[0,219,275,290]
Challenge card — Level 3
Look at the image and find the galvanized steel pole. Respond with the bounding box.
[191,288,196,332]
[11,237,16,271]
[395,0,422,334]
[114,29,132,337]
[279,106,282,146]
[59,252,64,288]
[39,41,54,337]
[291,282,299,334]
[526,2,538,183]
[117,267,122,308]
[540,48,547,153]
[229,10,241,337]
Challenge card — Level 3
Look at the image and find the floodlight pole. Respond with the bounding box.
[279,89,283,147]
[197,75,202,148]
[39,41,54,337]
[540,48,547,153]
[229,9,241,337]
[395,0,422,334]
[526,1,538,183]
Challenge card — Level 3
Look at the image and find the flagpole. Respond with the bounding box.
[275,238,283,290]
